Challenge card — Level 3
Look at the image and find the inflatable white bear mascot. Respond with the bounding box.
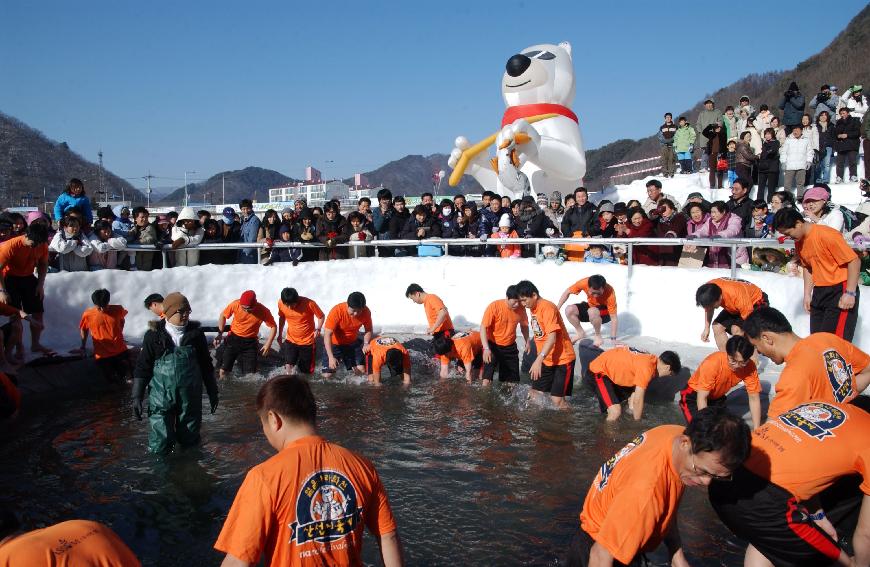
[448,42,586,200]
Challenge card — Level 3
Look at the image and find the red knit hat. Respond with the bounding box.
[240,290,256,307]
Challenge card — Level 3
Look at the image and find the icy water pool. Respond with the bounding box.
[0,343,747,566]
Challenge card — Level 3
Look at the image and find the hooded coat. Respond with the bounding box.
[619,217,657,265]
[49,228,93,272]
[706,211,748,267]
[171,208,205,266]
[778,82,806,126]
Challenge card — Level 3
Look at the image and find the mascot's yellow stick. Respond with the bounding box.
[448,113,558,187]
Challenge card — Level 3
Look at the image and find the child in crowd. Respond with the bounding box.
[494,214,520,258]
[346,212,374,259]
[725,140,738,188]
[584,243,616,264]
[75,289,131,383]
[49,215,93,272]
[88,220,127,271]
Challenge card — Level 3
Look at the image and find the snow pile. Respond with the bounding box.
[595,171,866,210]
[40,256,868,354]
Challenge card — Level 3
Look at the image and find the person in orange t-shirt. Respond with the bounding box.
[678,336,762,428]
[0,517,141,566]
[75,288,130,383]
[696,278,768,351]
[0,223,51,356]
[366,336,411,385]
[584,345,681,421]
[774,207,860,341]
[743,307,870,419]
[517,280,576,408]
[322,292,373,376]
[432,330,484,381]
[568,408,751,567]
[215,375,403,567]
[0,371,20,420]
[215,290,278,377]
[0,301,33,374]
[480,285,530,384]
[710,400,870,567]
[557,274,619,347]
[406,284,454,375]
[277,287,324,375]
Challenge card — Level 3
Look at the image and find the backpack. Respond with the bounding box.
[837,205,867,232]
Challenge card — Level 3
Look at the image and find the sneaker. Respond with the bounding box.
[292,260,299,267]
[849,176,859,182]
[835,177,844,183]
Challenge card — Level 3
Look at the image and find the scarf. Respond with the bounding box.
[502,103,578,127]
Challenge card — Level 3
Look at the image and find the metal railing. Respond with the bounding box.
[101,236,862,280]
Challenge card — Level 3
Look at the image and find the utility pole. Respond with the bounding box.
[98,150,104,195]
[222,174,225,205]
[184,170,196,207]
[145,172,154,208]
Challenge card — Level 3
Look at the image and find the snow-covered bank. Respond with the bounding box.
[40,257,868,354]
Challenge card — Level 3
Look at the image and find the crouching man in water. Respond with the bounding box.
[215,375,404,567]
[132,292,219,454]
[566,406,751,566]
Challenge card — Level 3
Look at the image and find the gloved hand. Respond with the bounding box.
[358,231,366,240]
[545,228,555,236]
[777,235,789,244]
[479,234,488,242]
[209,395,219,415]
[265,238,274,248]
[853,234,867,247]
[133,397,144,421]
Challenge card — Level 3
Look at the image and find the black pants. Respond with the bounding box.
[481,342,520,382]
[735,163,752,183]
[810,283,859,342]
[220,334,258,374]
[836,150,858,179]
[677,387,727,424]
[95,351,131,383]
[757,170,779,202]
[564,526,643,566]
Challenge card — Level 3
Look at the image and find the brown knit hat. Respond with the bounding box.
[162,292,190,319]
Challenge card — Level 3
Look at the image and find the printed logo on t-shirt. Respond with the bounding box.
[779,402,847,441]
[823,349,854,403]
[453,331,470,339]
[530,316,543,339]
[376,337,398,346]
[290,470,361,546]
[596,433,645,491]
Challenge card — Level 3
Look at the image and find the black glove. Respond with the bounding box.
[133,397,145,421]
[209,394,219,414]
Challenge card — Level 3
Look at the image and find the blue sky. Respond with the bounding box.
[1,0,865,190]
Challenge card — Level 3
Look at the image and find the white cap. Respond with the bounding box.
[499,213,512,227]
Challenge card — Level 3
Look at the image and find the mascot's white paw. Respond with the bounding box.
[448,135,490,174]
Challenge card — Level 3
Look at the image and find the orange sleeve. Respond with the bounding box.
[481,303,495,328]
[325,306,340,331]
[35,243,48,263]
[634,355,658,389]
[213,468,273,564]
[538,303,561,337]
[310,300,325,320]
[690,355,718,393]
[79,310,90,332]
[0,241,12,268]
[259,305,277,329]
[568,279,587,296]
[361,309,373,333]
[364,469,398,537]
[741,363,762,395]
[593,486,668,564]
[222,302,237,320]
[825,230,859,266]
[606,288,617,314]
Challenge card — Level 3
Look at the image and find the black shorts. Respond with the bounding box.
[810,283,859,342]
[584,369,634,412]
[677,386,726,424]
[713,292,769,334]
[481,342,520,382]
[281,341,316,374]
[221,334,259,373]
[533,361,575,397]
[95,351,131,383]
[5,275,43,314]
[564,525,641,567]
[322,338,364,372]
[710,467,862,567]
[575,302,611,324]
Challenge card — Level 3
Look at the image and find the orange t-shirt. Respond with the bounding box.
[448,330,482,365]
[795,224,859,287]
[0,519,141,567]
[481,299,528,347]
[0,235,48,278]
[214,435,397,567]
[768,333,870,418]
[588,347,658,389]
[568,278,618,315]
[580,425,685,564]
[325,303,373,346]
[223,300,277,339]
[423,294,453,333]
[686,351,761,400]
[367,337,411,376]
[745,401,870,501]
[709,278,764,319]
[0,371,20,417]
[79,305,128,359]
[529,298,576,366]
[278,298,325,346]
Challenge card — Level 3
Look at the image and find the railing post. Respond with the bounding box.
[627,243,634,278]
[730,244,737,278]
[161,249,168,269]
[443,242,448,256]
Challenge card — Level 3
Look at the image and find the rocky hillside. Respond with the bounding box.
[347,154,481,197]
[157,166,298,206]
[0,112,143,208]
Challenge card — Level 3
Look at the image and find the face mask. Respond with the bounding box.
[442,207,452,216]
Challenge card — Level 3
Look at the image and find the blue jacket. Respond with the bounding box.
[478,208,503,238]
[238,213,261,262]
[371,206,393,240]
[54,193,93,224]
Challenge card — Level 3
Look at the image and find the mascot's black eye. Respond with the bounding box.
[522,50,541,58]
[538,51,556,60]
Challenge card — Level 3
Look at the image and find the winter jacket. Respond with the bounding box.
[642,193,680,217]
[810,92,838,118]
[654,212,688,266]
[315,216,350,260]
[560,202,596,237]
[401,215,442,240]
[778,91,806,126]
[371,206,394,240]
[517,208,555,238]
[695,109,721,147]
[112,215,133,240]
[744,214,774,239]
[817,122,834,150]
[673,125,696,153]
[702,124,727,156]
[438,211,463,239]
[542,205,564,231]
[589,216,618,238]
[726,196,753,230]
[706,212,748,267]
[755,111,774,133]
[736,100,756,118]
[238,213,261,263]
[838,90,868,121]
[741,127,762,155]
[347,228,374,259]
[387,209,411,239]
[618,217,657,266]
[810,207,845,233]
[799,124,819,152]
[721,114,738,141]
[833,117,862,152]
[758,139,781,173]
[53,193,93,224]
[494,230,521,258]
[127,223,158,271]
[780,135,814,170]
[171,224,205,267]
[735,141,757,167]
[49,230,93,272]
[657,122,677,145]
[87,233,127,269]
[478,207,503,237]
[687,213,712,238]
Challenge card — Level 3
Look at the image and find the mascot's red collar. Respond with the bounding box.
[502,103,578,127]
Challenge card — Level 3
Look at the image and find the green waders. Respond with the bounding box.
[148,344,203,454]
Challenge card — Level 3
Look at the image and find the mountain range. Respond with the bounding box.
[1,3,868,207]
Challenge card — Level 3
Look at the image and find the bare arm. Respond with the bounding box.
[696,389,709,410]
[480,325,492,364]
[261,324,277,355]
[802,263,814,313]
[520,324,530,353]
[277,314,285,343]
[80,328,89,350]
[609,314,618,340]
[362,330,373,353]
[748,393,762,430]
[377,530,404,567]
[663,517,690,567]
[220,554,250,567]
[854,365,870,393]
[588,542,614,567]
[530,331,558,380]
[36,258,47,299]
[701,307,714,341]
[838,256,861,310]
[428,308,449,335]
[214,314,227,346]
[632,387,646,420]
[323,329,336,366]
[556,288,572,309]
[852,495,870,567]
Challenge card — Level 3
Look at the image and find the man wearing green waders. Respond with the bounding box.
[132,292,218,453]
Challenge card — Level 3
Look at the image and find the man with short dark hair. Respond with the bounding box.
[143,293,164,318]
[566,406,751,566]
[322,292,373,376]
[696,278,768,352]
[557,275,618,347]
[405,284,453,337]
[238,199,261,264]
[480,285,530,385]
[0,223,50,355]
[431,330,484,381]
[372,188,394,254]
[366,336,411,385]
[773,207,860,341]
[642,179,679,218]
[696,98,721,169]
[215,375,403,567]
[657,112,677,178]
[726,179,753,229]
[77,288,130,383]
[276,287,324,375]
[420,192,437,216]
[560,187,596,237]
[742,306,870,418]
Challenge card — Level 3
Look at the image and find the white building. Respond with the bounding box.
[268,180,349,208]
